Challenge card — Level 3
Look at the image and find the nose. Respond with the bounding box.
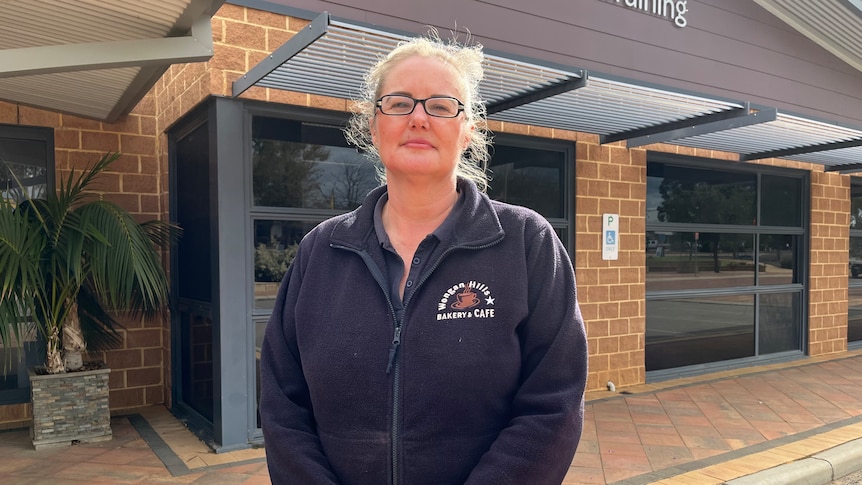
[408,100,430,127]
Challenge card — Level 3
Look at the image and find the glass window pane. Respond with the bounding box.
[647,163,756,225]
[487,144,565,218]
[176,122,212,303]
[758,292,801,354]
[758,235,798,285]
[646,231,755,291]
[0,138,48,202]
[851,236,862,281]
[851,183,862,230]
[252,117,377,210]
[760,174,802,227]
[254,219,325,310]
[646,295,754,371]
[850,287,862,342]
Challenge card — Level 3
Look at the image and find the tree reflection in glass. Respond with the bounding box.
[252,140,376,211]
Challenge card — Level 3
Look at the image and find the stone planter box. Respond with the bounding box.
[29,366,112,449]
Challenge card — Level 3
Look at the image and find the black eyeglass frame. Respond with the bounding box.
[375,95,466,118]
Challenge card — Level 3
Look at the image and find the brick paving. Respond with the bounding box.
[1,350,862,484]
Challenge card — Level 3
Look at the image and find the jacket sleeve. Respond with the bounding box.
[465,221,588,485]
[259,248,341,485]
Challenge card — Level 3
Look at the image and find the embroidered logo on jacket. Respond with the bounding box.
[437,281,496,320]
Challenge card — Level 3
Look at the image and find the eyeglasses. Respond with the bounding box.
[375,95,465,118]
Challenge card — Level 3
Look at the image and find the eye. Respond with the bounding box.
[383,96,414,111]
[427,98,457,116]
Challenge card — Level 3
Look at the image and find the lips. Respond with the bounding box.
[402,138,434,148]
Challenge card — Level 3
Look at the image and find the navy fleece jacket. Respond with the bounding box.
[260,178,588,485]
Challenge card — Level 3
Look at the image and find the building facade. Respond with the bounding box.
[1,0,861,451]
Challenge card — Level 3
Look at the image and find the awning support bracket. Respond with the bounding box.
[486,74,587,115]
[232,12,331,98]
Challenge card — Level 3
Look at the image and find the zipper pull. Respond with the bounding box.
[386,326,402,374]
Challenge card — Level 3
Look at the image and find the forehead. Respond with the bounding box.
[380,55,465,97]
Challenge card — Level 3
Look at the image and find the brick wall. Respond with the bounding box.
[809,171,850,355]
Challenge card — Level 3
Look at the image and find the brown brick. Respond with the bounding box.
[224,20,267,51]
[248,9,287,29]
[143,348,163,367]
[102,193,140,212]
[288,16,312,32]
[109,369,126,389]
[141,194,160,213]
[120,134,156,156]
[62,115,102,130]
[127,367,162,387]
[126,329,162,348]
[109,388,144,409]
[122,173,158,194]
[19,106,61,128]
[55,129,81,149]
[105,349,143,369]
[0,101,17,123]
[82,131,121,152]
[145,385,165,404]
[216,3,246,21]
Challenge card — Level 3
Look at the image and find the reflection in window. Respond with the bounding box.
[252,117,377,210]
[253,219,326,310]
[646,232,755,291]
[0,137,49,203]
[646,295,754,370]
[759,292,801,354]
[646,158,806,373]
[647,164,756,225]
[488,144,565,218]
[849,287,862,342]
[758,235,797,285]
[761,175,802,227]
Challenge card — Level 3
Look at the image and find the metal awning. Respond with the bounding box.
[234,12,862,172]
[0,0,225,122]
[754,0,862,74]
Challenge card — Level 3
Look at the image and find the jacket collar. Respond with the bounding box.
[329,177,505,251]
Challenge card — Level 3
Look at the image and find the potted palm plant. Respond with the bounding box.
[0,152,176,448]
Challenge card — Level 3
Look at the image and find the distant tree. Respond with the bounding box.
[253,140,328,208]
[657,178,755,272]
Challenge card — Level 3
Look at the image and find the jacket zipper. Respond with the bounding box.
[332,238,502,485]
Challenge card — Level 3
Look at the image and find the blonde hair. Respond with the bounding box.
[344,33,491,191]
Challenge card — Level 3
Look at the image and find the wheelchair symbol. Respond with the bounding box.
[605,230,616,245]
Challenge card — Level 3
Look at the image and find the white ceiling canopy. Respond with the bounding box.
[234,12,862,172]
[754,0,862,74]
[0,0,225,122]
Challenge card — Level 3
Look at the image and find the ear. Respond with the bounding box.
[461,122,474,151]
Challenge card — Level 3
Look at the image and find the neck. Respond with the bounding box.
[382,176,458,240]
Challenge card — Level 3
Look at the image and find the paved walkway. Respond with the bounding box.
[2,350,862,484]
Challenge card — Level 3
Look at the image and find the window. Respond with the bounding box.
[848,181,862,345]
[0,124,53,404]
[487,135,573,249]
[646,155,806,375]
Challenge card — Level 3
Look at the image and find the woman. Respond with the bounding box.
[259,34,588,485]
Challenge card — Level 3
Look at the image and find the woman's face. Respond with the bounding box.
[370,55,472,185]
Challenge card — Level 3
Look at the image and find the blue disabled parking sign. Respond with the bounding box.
[602,213,619,260]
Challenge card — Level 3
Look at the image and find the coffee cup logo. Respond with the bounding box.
[451,288,480,309]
